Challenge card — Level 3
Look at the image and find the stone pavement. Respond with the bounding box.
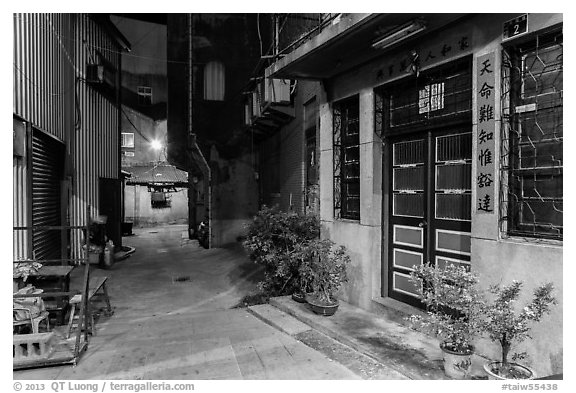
[254,296,489,380]
[13,225,359,380]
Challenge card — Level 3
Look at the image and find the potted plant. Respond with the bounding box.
[243,206,320,299]
[409,264,485,379]
[481,281,557,380]
[13,260,42,293]
[298,238,350,316]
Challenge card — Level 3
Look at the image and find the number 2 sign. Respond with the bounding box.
[503,14,528,40]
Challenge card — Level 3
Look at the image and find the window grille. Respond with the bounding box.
[137,86,153,106]
[375,58,472,135]
[121,132,134,148]
[333,96,360,220]
[501,30,563,240]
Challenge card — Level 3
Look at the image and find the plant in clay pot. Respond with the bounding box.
[481,281,557,380]
[298,238,350,316]
[243,206,320,299]
[409,264,485,379]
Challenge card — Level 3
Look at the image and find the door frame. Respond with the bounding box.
[382,124,472,307]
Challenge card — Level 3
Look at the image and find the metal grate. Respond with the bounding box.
[333,96,360,220]
[501,30,563,240]
[374,58,472,134]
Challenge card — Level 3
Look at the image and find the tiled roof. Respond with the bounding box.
[123,164,188,185]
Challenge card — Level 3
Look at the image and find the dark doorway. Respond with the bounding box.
[99,177,122,248]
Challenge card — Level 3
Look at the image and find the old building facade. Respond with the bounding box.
[267,13,563,376]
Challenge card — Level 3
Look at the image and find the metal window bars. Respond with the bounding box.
[500,30,563,240]
[333,97,360,220]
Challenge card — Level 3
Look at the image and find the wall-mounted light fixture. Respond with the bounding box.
[372,19,427,50]
[150,139,163,151]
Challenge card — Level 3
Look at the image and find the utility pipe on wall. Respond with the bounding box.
[188,13,212,248]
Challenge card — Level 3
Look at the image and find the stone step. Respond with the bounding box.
[247,304,312,336]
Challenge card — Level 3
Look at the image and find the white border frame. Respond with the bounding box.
[392,271,420,298]
[393,248,423,271]
[435,229,471,256]
[393,224,424,248]
[435,255,471,269]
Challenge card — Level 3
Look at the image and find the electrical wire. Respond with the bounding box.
[121,107,152,143]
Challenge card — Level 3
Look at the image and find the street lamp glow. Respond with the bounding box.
[151,139,162,151]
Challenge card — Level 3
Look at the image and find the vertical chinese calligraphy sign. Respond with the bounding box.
[476,53,496,214]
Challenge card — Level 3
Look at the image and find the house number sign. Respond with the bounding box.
[503,14,528,40]
[476,52,496,214]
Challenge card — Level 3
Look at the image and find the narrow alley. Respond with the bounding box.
[12,12,564,384]
[14,226,364,380]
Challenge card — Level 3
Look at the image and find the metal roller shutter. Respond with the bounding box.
[31,129,64,260]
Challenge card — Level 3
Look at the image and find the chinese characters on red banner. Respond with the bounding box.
[476,53,496,214]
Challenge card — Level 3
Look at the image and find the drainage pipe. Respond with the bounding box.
[188,14,212,248]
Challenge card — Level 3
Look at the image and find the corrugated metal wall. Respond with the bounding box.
[13,13,73,141]
[70,15,120,258]
[13,13,121,260]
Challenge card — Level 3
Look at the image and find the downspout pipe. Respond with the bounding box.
[189,135,211,248]
[188,13,212,248]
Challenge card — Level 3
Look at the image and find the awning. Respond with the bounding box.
[266,13,470,81]
[123,164,188,186]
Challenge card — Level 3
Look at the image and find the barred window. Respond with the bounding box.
[501,30,563,239]
[333,96,360,220]
[137,86,153,106]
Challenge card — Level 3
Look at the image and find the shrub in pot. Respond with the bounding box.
[243,206,320,297]
[13,260,43,293]
[409,264,485,379]
[298,239,350,316]
[480,281,557,380]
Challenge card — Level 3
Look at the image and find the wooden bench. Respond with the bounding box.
[66,276,112,338]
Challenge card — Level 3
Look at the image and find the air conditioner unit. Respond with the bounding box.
[265,78,291,104]
[86,64,104,83]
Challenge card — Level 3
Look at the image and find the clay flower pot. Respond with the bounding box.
[483,361,535,380]
[440,342,474,379]
[306,294,339,316]
[291,292,307,303]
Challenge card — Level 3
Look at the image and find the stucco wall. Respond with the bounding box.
[472,238,563,375]
[210,150,259,246]
[125,185,189,227]
[121,108,167,166]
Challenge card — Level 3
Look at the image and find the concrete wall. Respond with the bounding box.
[121,107,168,166]
[110,16,167,76]
[166,14,262,246]
[315,13,562,376]
[209,149,259,246]
[125,185,188,227]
